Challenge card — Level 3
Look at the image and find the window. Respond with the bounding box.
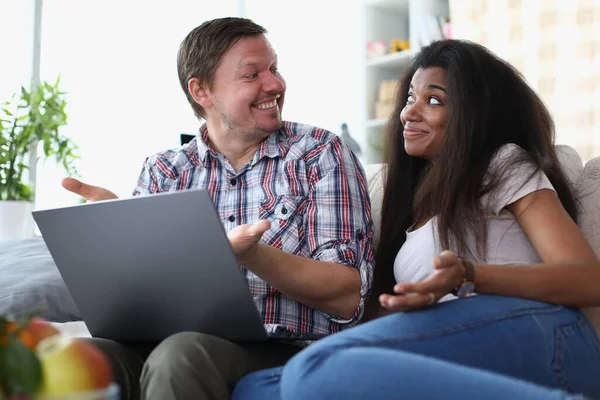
[0,2,32,103]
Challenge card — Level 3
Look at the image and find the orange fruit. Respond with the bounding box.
[0,317,59,349]
[0,321,17,346]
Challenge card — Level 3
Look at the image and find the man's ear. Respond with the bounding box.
[188,77,212,109]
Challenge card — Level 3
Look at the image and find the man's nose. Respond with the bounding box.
[262,72,285,93]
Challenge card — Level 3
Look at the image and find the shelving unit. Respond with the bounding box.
[360,0,450,164]
[366,49,415,68]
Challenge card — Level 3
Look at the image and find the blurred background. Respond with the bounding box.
[0,0,598,216]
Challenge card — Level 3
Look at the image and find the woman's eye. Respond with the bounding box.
[428,97,441,105]
[406,94,415,104]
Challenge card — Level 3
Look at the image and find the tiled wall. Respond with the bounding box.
[450,0,600,161]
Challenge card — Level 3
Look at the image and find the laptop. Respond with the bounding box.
[32,189,322,342]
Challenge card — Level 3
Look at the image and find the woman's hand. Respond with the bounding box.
[379,250,466,312]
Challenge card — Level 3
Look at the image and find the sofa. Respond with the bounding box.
[1,145,600,337]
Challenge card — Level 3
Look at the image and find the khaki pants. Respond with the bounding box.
[88,332,303,400]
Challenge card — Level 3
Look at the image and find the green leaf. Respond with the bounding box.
[0,336,42,396]
[0,77,78,201]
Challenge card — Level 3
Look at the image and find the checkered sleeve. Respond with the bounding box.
[132,157,161,196]
[305,136,375,325]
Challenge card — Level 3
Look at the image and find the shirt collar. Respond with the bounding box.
[256,128,288,160]
[195,123,289,165]
[195,124,212,164]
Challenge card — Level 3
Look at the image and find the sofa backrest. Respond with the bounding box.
[364,163,385,248]
[574,155,600,331]
[577,156,600,257]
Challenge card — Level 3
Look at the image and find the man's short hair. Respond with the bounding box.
[177,17,267,120]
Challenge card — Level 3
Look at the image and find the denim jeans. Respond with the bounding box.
[233,295,600,400]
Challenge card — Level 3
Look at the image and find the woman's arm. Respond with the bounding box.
[379,189,600,312]
[475,188,600,306]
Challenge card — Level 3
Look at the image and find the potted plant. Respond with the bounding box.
[0,77,78,241]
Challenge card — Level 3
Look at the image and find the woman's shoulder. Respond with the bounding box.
[490,143,530,166]
[483,144,554,214]
[487,143,540,181]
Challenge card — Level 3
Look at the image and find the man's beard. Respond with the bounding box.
[218,108,282,140]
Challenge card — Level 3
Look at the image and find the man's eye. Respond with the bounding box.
[271,67,279,75]
[247,73,258,79]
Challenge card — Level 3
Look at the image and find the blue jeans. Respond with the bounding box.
[233,295,600,400]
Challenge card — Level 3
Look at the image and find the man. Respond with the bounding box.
[62,17,374,400]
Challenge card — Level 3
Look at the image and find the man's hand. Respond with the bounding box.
[61,177,118,202]
[227,220,271,264]
[379,250,465,312]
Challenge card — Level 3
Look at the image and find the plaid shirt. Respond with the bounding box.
[133,121,374,335]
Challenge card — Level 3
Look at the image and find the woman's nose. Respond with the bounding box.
[401,102,422,125]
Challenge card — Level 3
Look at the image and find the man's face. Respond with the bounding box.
[204,35,286,139]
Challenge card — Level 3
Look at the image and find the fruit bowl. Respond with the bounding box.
[34,383,119,400]
[0,314,115,399]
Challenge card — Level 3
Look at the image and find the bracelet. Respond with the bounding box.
[451,256,476,298]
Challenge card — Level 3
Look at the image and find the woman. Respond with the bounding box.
[232,39,600,399]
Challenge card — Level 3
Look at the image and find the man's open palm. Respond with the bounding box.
[227,220,271,264]
[61,177,118,202]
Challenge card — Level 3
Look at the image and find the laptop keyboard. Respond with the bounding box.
[267,327,327,341]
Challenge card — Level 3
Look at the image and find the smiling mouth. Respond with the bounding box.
[404,129,428,137]
[254,95,280,110]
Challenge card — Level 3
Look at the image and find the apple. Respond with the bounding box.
[0,317,59,350]
[36,335,113,395]
[19,317,60,350]
[27,317,60,343]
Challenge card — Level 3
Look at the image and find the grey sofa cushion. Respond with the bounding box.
[0,237,81,322]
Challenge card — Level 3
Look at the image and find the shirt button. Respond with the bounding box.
[228,215,235,222]
[230,178,236,186]
[281,207,288,215]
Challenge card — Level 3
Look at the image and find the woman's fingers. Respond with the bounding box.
[384,250,465,312]
[379,292,441,312]
[394,270,451,295]
[433,250,459,270]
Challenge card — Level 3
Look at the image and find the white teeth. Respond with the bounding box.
[256,99,278,110]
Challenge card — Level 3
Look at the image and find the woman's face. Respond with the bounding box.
[400,67,448,160]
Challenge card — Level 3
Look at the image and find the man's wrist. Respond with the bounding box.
[238,243,265,269]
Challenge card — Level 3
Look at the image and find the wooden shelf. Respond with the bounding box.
[361,0,449,164]
[364,0,409,13]
[366,50,415,68]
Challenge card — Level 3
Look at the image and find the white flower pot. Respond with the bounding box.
[0,200,35,241]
